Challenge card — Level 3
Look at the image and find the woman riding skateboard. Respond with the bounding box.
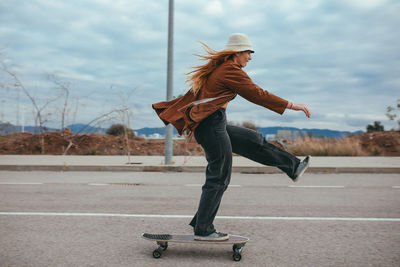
[153,33,311,241]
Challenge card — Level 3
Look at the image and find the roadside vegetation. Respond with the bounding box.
[286,137,366,156]
[0,130,398,156]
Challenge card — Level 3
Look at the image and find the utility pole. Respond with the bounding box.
[165,0,174,164]
[16,88,20,127]
[21,104,25,133]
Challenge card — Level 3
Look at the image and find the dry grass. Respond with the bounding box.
[287,137,368,156]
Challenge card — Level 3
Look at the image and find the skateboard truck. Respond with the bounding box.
[153,241,168,259]
[232,243,245,261]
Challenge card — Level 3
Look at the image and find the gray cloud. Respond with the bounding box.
[0,0,399,131]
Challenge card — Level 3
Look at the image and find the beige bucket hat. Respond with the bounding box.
[225,33,254,53]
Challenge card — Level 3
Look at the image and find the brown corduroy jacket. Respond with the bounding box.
[152,60,288,135]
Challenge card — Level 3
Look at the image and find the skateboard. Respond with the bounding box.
[141,233,249,261]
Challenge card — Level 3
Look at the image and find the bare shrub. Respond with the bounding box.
[106,124,134,138]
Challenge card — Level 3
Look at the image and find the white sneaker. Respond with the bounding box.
[194,232,229,241]
[292,155,311,182]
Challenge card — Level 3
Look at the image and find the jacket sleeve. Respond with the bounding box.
[221,64,288,114]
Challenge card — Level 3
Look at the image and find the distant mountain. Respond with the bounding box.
[134,127,178,136]
[134,126,364,138]
[0,123,58,134]
[1,122,363,138]
[257,127,364,138]
[66,124,106,134]
[0,122,105,134]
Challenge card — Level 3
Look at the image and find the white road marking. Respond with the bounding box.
[0,182,43,185]
[0,212,399,222]
[288,185,345,188]
[185,184,241,187]
[0,183,396,189]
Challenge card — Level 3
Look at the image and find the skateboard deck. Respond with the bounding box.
[141,233,249,261]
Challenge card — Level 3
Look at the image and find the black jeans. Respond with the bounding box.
[189,108,300,236]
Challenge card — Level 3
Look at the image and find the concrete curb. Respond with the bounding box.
[0,165,399,173]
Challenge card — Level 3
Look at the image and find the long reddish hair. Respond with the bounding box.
[186,42,237,95]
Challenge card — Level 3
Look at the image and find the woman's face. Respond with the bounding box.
[234,51,252,68]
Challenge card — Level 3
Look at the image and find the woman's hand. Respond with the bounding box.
[288,103,311,118]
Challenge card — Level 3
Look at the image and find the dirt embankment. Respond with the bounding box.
[0,131,399,156]
[0,131,203,156]
[348,131,400,156]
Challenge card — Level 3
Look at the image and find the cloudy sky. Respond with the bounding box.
[0,0,399,132]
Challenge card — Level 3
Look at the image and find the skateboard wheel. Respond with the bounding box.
[233,253,241,261]
[152,249,162,259]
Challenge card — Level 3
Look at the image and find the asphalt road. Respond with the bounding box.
[0,171,399,266]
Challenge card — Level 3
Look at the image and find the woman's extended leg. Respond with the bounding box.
[226,124,300,179]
